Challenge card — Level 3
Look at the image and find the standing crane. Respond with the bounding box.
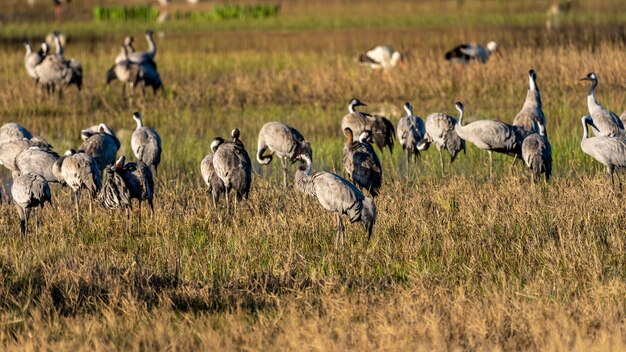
[200,137,226,207]
[23,42,46,83]
[521,117,552,183]
[580,72,625,138]
[212,129,252,210]
[343,128,382,197]
[106,44,141,99]
[341,98,395,153]
[53,149,102,222]
[513,69,546,137]
[580,116,626,193]
[99,156,154,235]
[294,154,376,248]
[11,173,51,236]
[417,107,466,174]
[51,31,82,91]
[396,102,425,169]
[131,112,162,176]
[256,121,312,189]
[454,102,525,179]
[79,123,121,173]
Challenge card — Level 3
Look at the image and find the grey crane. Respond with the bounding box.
[131,112,162,175]
[256,121,312,189]
[416,109,465,173]
[580,72,625,138]
[444,41,502,64]
[0,123,32,145]
[53,149,102,222]
[15,146,61,183]
[0,137,52,179]
[106,45,142,98]
[580,116,626,193]
[11,172,51,236]
[343,128,382,197]
[78,123,121,173]
[341,98,395,153]
[521,117,552,183]
[212,129,252,209]
[99,156,154,235]
[200,138,227,207]
[513,69,546,137]
[454,102,525,179]
[397,102,425,169]
[55,32,83,91]
[358,45,405,70]
[294,154,376,248]
[23,42,46,81]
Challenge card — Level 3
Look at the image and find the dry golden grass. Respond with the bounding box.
[1,2,626,350]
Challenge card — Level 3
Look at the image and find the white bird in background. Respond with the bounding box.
[579,72,625,138]
[358,45,405,70]
[444,41,502,64]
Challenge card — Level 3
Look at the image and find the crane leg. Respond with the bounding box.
[281,157,288,189]
[616,171,623,193]
[439,150,444,176]
[137,201,142,237]
[74,190,80,225]
[406,150,410,174]
[225,188,230,213]
[489,151,494,180]
[35,207,39,238]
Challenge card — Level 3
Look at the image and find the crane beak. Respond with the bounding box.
[580,77,591,81]
[495,49,503,57]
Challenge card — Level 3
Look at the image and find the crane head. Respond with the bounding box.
[580,72,598,82]
[348,98,366,113]
[210,137,224,152]
[359,130,373,144]
[231,129,240,140]
[114,156,126,170]
[529,69,536,80]
[454,101,464,112]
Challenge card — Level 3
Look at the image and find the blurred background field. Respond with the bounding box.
[0,0,626,350]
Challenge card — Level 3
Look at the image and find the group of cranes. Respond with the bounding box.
[106,31,164,98]
[6,53,626,249]
[24,31,82,98]
[0,112,161,236]
[23,31,162,100]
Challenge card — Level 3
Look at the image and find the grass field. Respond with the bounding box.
[1,0,626,350]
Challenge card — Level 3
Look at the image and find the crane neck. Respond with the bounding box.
[25,43,32,55]
[146,33,156,56]
[581,119,589,140]
[54,36,63,56]
[587,79,598,103]
[134,117,143,128]
[349,103,357,114]
[456,107,464,126]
